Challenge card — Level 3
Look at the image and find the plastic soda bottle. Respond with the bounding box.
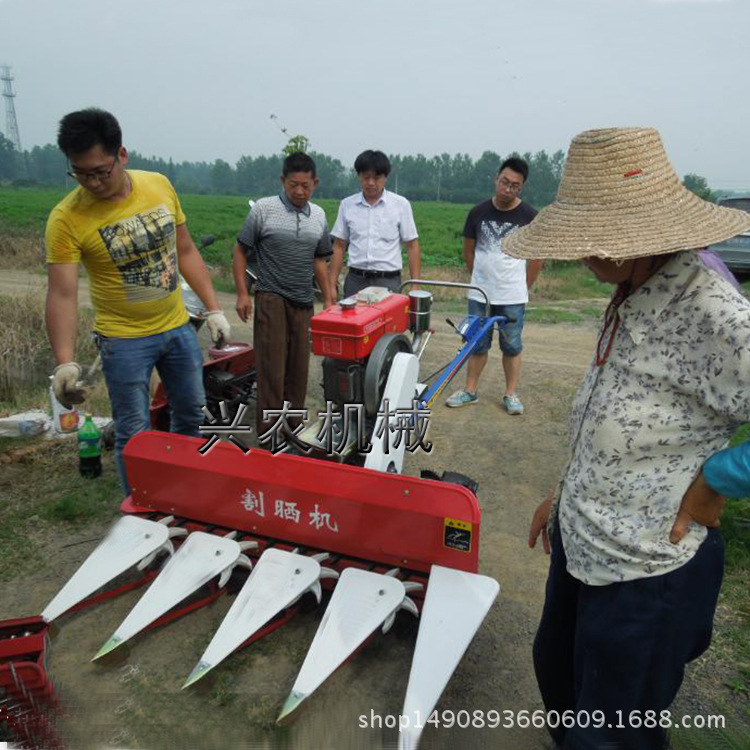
[78,413,102,478]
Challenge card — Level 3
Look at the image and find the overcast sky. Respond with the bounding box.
[0,0,747,188]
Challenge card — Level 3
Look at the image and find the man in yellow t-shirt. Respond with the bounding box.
[45,108,231,493]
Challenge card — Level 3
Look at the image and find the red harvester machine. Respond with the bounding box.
[0,284,501,750]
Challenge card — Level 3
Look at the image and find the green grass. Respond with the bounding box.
[0,433,39,454]
[0,437,120,580]
[433,299,603,325]
[0,186,610,305]
[0,185,68,232]
[531,260,611,301]
[714,424,750,702]
[719,555,750,703]
[179,192,256,266]
[209,270,239,294]
[670,721,750,750]
[731,424,750,447]
[524,306,602,325]
[0,186,472,270]
[183,196,471,269]
[40,477,120,523]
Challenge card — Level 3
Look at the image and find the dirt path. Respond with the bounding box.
[0,268,601,748]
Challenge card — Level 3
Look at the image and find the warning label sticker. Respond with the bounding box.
[443,518,472,553]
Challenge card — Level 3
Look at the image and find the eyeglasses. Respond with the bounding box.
[497,177,523,193]
[67,157,118,182]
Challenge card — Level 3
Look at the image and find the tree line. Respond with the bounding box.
[0,131,720,207]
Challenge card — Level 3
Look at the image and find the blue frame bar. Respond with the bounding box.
[418,315,507,409]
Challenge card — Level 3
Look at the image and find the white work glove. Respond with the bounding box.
[52,362,89,408]
[206,310,231,348]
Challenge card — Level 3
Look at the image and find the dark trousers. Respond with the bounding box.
[533,520,724,750]
[253,292,313,437]
[343,270,401,297]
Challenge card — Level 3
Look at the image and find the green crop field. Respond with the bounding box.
[0,186,471,269]
[0,186,68,230]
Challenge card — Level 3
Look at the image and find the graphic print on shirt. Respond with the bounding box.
[477,221,520,253]
[98,204,178,302]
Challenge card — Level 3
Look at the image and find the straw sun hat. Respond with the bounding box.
[503,127,750,261]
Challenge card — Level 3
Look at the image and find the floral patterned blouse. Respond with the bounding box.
[557,252,750,585]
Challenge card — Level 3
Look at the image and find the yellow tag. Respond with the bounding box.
[444,517,472,552]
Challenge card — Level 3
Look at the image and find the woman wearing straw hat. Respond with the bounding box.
[504,127,750,750]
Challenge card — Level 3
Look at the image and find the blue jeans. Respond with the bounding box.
[467,299,525,356]
[98,323,205,494]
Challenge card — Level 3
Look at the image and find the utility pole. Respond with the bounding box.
[0,65,22,152]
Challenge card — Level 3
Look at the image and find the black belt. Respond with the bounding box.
[349,267,401,279]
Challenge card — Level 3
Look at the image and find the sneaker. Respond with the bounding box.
[445,389,478,408]
[503,394,524,415]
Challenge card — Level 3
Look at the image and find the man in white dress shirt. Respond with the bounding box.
[329,150,421,299]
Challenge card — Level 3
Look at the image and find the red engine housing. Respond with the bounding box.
[311,293,410,361]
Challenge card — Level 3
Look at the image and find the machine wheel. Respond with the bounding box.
[363,333,413,416]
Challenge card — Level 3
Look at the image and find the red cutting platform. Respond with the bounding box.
[122,431,481,574]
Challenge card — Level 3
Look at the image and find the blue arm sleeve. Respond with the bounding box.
[703,441,750,498]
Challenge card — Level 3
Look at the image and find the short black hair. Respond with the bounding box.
[354,149,391,177]
[57,108,122,157]
[498,157,529,182]
[282,151,317,177]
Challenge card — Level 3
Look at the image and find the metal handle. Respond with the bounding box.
[73,353,102,391]
[399,279,491,316]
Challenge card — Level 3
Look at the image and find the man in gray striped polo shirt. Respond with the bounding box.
[232,152,332,438]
